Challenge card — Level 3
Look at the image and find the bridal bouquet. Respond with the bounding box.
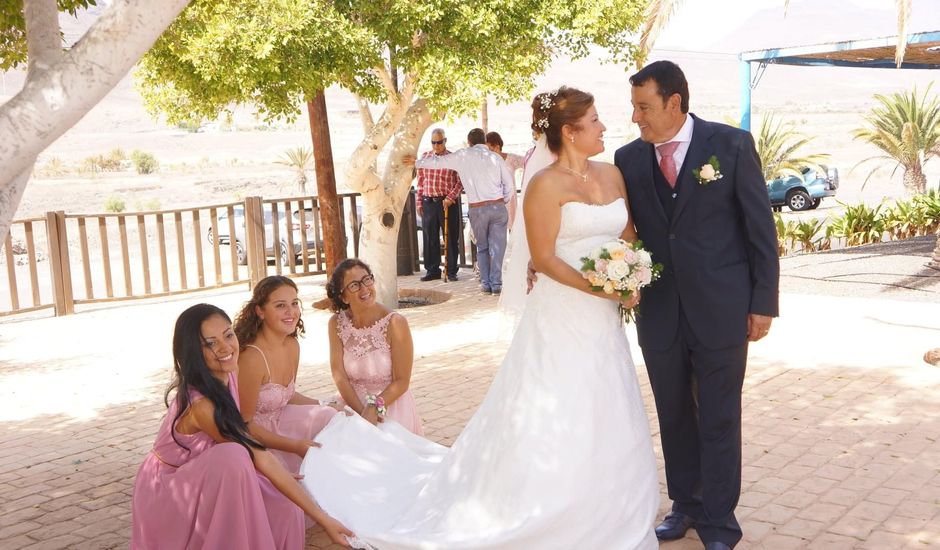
[579,239,663,323]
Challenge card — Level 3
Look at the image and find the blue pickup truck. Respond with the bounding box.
[767,166,839,212]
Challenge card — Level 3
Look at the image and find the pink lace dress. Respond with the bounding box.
[246,344,338,474]
[131,371,304,549]
[334,310,424,435]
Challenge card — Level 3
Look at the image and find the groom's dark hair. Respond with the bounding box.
[630,60,689,114]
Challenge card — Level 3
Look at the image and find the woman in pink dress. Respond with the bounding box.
[234,276,340,474]
[131,303,352,549]
[325,259,424,434]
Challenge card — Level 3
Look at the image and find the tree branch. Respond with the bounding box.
[354,94,375,133]
[23,0,62,77]
[374,65,398,105]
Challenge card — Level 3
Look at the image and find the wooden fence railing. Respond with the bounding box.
[1,191,474,318]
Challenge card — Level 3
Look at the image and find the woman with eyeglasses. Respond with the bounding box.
[324,259,424,434]
[233,276,342,475]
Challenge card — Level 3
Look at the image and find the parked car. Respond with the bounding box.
[767,166,839,212]
[207,204,322,265]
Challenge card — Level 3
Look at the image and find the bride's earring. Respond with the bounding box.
[569,136,575,143]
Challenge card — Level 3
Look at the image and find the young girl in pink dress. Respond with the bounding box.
[131,303,352,549]
[325,259,424,434]
[234,276,340,474]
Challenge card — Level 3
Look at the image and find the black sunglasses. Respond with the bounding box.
[431,139,446,145]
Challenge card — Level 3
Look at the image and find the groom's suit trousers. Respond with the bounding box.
[641,309,747,548]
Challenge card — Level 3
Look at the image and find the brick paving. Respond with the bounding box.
[1,273,939,549]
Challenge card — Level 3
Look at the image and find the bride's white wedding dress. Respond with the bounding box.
[301,198,659,550]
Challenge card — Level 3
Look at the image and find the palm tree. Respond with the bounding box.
[277,146,313,194]
[852,85,940,194]
[755,113,829,181]
[637,0,912,68]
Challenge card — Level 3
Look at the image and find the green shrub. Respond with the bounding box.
[135,198,162,211]
[131,150,159,174]
[827,202,886,246]
[104,197,126,213]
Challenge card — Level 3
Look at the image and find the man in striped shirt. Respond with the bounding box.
[416,128,463,281]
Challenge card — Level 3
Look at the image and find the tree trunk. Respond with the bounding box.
[902,164,927,194]
[306,91,345,274]
[0,0,192,243]
[357,98,432,308]
[481,96,488,132]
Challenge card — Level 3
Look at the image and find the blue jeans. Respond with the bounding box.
[468,203,508,290]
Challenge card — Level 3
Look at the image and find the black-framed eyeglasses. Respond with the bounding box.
[343,274,375,293]
[431,139,445,145]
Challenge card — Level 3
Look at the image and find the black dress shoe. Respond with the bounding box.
[420,273,441,281]
[446,274,458,281]
[654,512,695,541]
[704,543,731,550]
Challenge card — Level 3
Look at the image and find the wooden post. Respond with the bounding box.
[306,91,346,273]
[244,196,266,288]
[45,211,74,315]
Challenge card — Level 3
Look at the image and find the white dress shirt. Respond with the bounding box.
[654,114,695,174]
[415,144,513,204]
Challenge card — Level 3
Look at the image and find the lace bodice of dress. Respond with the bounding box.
[553,198,628,269]
[336,310,396,395]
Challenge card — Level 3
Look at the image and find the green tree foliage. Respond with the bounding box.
[0,0,98,70]
[137,0,645,123]
[852,84,940,194]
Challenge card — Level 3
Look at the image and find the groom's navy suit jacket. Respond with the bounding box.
[614,114,779,351]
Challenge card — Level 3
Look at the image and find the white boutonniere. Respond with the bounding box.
[693,156,723,185]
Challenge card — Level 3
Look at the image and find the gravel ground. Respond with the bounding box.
[780,235,940,303]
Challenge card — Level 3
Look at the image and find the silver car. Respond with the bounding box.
[207,204,321,265]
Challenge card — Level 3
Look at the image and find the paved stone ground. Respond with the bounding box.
[1,251,939,549]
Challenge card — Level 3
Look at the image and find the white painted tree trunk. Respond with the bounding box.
[353,98,432,308]
[0,0,191,243]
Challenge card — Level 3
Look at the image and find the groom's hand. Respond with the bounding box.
[747,314,773,342]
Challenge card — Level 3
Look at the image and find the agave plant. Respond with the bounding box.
[773,212,797,256]
[882,199,926,240]
[755,113,830,181]
[827,202,886,247]
[277,146,313,194]
[852,84,940,194]
[791,218,829,253]
[911,189,940,235]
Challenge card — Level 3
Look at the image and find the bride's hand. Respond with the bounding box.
[619,290,641,309]
[526,260,538,293]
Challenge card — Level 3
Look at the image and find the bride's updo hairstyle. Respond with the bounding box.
[530,86,595,154]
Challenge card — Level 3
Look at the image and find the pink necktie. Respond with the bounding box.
[657,141,680,188]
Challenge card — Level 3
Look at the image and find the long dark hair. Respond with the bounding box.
[325,258,372,313]
[164,303,263,456]
[233,275,305,347]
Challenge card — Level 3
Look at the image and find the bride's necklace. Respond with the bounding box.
[558,164,590,183]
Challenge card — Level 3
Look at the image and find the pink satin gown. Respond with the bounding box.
[131,372,304,550]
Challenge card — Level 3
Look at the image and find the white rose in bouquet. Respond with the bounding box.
[606,259,630,281]
[636,249,652,266]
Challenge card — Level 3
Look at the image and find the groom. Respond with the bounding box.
[614,61,779,550]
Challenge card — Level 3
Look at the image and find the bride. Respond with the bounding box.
[301,86,659,550]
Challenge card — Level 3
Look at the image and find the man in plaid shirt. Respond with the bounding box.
[416,128,463,281]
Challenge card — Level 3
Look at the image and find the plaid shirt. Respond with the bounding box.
[416,150,462,202]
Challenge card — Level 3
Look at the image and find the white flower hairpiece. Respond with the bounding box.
[535,89,559,129]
